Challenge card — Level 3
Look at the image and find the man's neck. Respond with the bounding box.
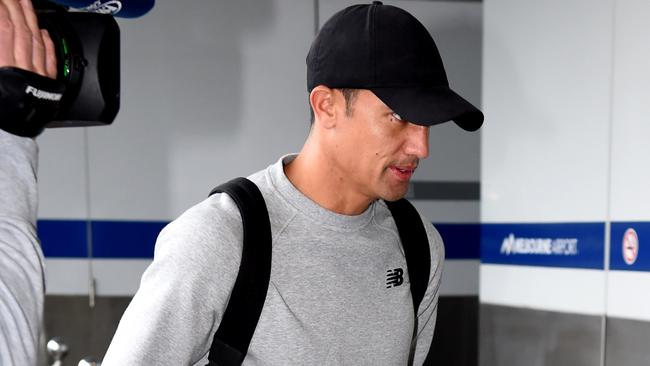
[284,145,373,216]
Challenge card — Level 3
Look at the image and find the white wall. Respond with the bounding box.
[481,0,650,326]
[482,0,613,224]
[606,0,650,322]
[481,0,614,314]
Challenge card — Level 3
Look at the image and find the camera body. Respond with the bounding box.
[37,0,121,127]
[0,1,120,137]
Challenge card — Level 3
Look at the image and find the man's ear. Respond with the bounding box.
[309,85,337,129]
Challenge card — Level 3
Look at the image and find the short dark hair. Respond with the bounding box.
[309,88,359,124]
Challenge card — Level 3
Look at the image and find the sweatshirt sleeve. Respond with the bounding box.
[102,193,244,366]
[0,130,46,366]
[411,217,445,366]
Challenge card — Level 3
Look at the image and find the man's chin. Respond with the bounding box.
[381,185,410,202]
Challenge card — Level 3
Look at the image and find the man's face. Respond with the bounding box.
[330,89,430,202]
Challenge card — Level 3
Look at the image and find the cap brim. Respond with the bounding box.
[370,86,484,131]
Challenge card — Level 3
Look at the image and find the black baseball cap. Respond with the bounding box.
[306,1,483,131]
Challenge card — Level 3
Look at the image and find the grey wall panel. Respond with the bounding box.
[44,296,131,365]
[605,317,650,366]
[428,296,478,366]
[480,304,602,366]
[408,181,480,201]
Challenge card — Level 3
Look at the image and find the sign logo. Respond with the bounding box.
[500,233,579,256]
[386,268,404,288]
[622,228,639,265]
[80,0,123,15]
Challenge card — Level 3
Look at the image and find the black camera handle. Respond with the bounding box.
[0,67,65,138]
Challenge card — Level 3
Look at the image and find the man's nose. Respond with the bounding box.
[404,123,430,159]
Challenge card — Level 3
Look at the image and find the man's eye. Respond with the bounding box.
[390,112,403,122]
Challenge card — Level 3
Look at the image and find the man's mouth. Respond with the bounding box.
[389,165,416,181]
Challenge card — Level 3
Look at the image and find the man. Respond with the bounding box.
[103,2,483,365]
[0,0,57,364]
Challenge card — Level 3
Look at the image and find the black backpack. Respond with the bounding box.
[205,177,431,366]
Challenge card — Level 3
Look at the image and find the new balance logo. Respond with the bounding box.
[386,268,404,288]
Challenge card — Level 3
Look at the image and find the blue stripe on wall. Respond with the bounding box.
[38,220,88,258]
[42,219,650,269]
[610,222,650,272]
[434,223,480,259]
[91,221,167,258]
[38,220,481,260]
[40,219,650,271]
[39,219,167,259]
[481,223,605,269]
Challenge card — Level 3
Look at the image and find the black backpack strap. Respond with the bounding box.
[206,178,272,366]
[384,199,430,313]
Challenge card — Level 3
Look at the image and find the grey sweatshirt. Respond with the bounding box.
[103,155,444,366]
[0,130,45,366]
